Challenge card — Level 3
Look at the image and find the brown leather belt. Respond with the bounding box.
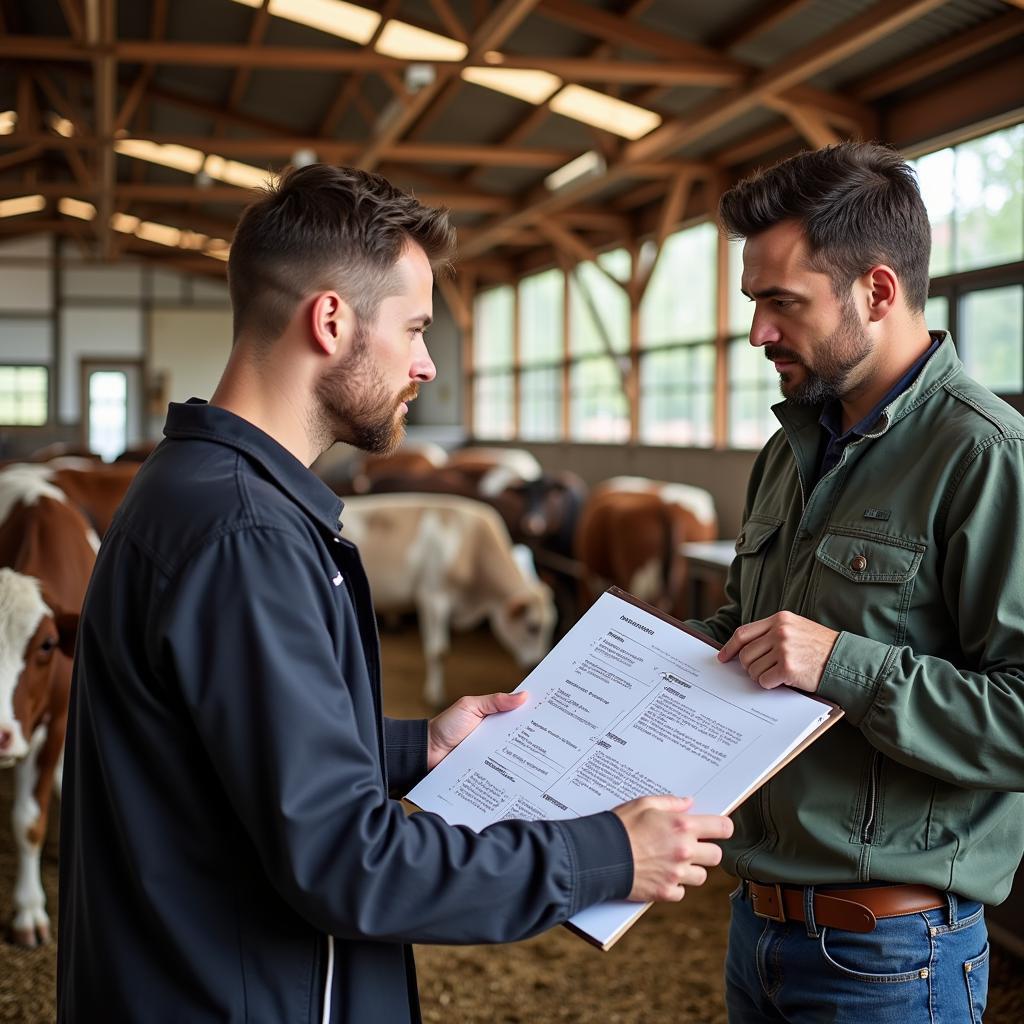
[746,882,946,934]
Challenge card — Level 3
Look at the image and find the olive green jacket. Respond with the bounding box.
[688,334,1024,904]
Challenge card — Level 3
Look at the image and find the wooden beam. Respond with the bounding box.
[0,144,44,172]
[538,0,745,63]
[218,0,272,132]
[712,122,796,168]
[478,54,743,87]
[627,0,946,165]
[57,0,86,42]
[765,97,843,147]
[0,182,507,212]
[853,9,1024,101]
[713,0,815,51]
[633,171,693,301]
[460,0,942,260]
[428,0,468,44]
[536,218,629,292]
[86,0,116,260]
[436,272,472,333]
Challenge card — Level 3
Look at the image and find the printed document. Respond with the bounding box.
[406,588,842,949]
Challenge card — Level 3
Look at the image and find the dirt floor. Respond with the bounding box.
[1,621,1022,1022]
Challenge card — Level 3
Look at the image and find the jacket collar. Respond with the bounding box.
[163,399,345,533]
[773,331,961,439]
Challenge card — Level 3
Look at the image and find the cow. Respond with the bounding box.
[349,440,449,494]
[0,460,139,540]
[575,476,718,620]
[445,446,542,486]
[340,493,556,707]
[0,469,97,946]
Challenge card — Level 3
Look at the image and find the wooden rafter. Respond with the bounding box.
[853,9,1024,101]
[632,171,694,301]
[215,0,272,137]
[536,218,628,292]
[85,0,115,259]
[713,0,815,51]
[460,0,945,260]
[765,96,843,148]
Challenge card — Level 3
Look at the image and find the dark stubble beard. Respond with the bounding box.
[766,297,873,405]
[312,322,418,456]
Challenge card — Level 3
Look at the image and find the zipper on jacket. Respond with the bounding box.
[321,935,335,1024]
[861,752,882,844]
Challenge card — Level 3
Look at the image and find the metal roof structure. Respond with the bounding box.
[1,0,1022,287]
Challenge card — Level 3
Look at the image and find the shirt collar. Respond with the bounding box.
[163,399,345,533]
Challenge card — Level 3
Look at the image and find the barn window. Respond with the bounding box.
[518,268,563,441]
[912,123,1024,398]
[0,364,48,425]
[472,285,515,439]
[639,223,717,446]
[569,249,630,442]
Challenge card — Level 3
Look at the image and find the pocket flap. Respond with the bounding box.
[735,516,783,556]
[816,531,924,583]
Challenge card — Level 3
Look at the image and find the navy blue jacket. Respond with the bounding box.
[57,400,633,1023]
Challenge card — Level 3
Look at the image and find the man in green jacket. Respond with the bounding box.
[687,142,1024,1022]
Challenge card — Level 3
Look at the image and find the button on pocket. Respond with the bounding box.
[850,554,868,573]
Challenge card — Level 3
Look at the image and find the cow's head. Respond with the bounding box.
[0,568,78,766]
[491,582,557,669]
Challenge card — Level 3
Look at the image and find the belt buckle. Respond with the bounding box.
[751,883,787,923]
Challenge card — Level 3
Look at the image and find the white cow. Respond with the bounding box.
[341,493,556,706]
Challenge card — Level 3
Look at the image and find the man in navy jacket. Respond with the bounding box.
[57,165,732,1023]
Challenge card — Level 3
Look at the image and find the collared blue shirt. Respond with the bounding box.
[813,333,943,488]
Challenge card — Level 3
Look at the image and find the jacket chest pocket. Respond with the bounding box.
[813,530,925,645]
[735,515,784,622]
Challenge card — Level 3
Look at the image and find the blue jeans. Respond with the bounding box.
[726,882,989,1023]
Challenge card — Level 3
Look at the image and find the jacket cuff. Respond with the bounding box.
[384,717,429,796]
[556,811,634,915]
[818,631,895,725]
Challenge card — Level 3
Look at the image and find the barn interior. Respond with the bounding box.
[1,0,1023,1020]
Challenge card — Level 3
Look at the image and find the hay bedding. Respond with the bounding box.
[1,624,1021,1023]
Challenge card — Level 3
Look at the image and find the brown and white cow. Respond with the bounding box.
[341,493,556,707]
[0,469,97,945]
[0,459,139,540]
[575,476,718,619]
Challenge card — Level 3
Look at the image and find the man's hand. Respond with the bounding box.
[717,611,839,693]
[614,796,733,902]
[427,691,528,770]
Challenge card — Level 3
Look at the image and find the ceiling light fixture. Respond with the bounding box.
[544,150,606,192]
[202,154,277,190]
[374,21,467,61]
[0,110,18,135]
[115,139,205,174]
[461,66,562,106]
[230,0,380,45]
[58,197,97,220]
[0,194,45,218]
[548,85,661,140]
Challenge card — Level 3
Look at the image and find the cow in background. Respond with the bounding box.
[445,446,542,486]
[575,476,718,620]
[0,470,97,945]
[341,493,556,707]
[0,459,139,540]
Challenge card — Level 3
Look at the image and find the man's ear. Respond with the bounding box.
[863,265,898,323]
[309,291,356,356]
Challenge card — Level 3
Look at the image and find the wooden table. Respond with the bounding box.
[680,540,736,620]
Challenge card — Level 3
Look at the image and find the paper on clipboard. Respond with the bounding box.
[405,588,843,950]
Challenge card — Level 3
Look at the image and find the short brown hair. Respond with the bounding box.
[228,164,456,343]
[719,142,931,312]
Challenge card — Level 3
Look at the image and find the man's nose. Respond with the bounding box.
[411,337,436,382]
[749,308,781,348]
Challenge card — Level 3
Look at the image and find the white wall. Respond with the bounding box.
[150,308,233,406]
[58,307,145,423]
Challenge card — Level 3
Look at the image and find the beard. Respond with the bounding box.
[766,298,873,405]
[313,322,418,456]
